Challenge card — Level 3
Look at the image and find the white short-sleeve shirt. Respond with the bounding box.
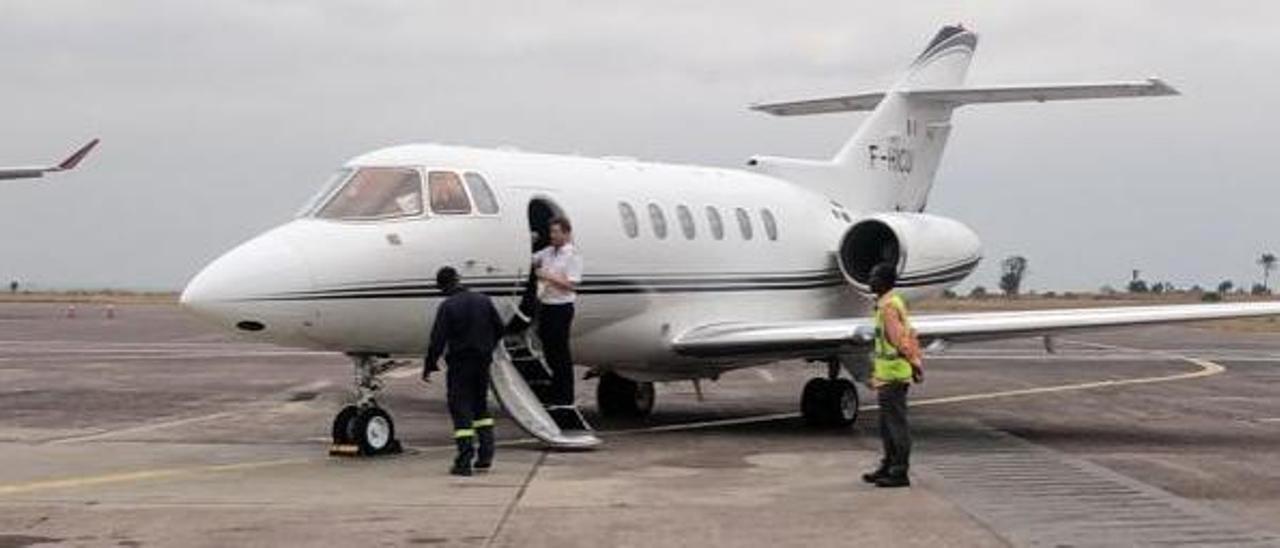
[533,243,583,305]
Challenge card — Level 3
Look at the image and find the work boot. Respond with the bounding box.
[861,464,889,484]
[474,427,495,471]
[451,437,475,477]
[874,473,911,488]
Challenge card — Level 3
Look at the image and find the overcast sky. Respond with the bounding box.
[2,1,1277,292]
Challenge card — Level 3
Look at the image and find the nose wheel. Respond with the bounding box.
[331,355,404,456]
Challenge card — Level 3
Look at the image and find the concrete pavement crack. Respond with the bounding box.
[485,449,547,548]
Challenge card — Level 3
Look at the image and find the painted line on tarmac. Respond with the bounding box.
[44,380,336,445]
[0,458,304,497]
[609,340,1225,436]
[0,341,1228,496]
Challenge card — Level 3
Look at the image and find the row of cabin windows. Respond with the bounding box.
[618,202,778,241]
[310,167,499,221]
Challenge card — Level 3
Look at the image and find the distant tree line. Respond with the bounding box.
[948,252,1278,301]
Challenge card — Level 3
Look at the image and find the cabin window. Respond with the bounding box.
[315,167,423,221]
[761,208,778,241]
[648,203,668,239]
[735,207,753,240]
[464,172,499,214]
[428,171,472,214]
[618,202,639,238]
[706,206,724,240]
[676,205,696,239]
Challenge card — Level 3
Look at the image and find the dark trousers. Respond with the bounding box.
[446,354,493,433]
[537,303,576,406]
[877,383,911,475]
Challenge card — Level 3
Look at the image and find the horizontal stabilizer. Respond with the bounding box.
[750,91,886,116]
[752,78,1177,116]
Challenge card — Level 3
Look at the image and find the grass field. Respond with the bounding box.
[0,291,178,305]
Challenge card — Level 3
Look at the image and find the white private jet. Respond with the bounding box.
[182,26,1280,454]
[0,139,99,181]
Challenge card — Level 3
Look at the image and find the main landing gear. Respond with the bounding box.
[596,371,655,419]
[331,354,404,456]
[800,359,859,427]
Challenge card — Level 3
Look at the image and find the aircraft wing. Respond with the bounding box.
[671,301,1280,358]
[0,139,100,181]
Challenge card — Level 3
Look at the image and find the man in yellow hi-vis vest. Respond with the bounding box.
[862,263,924,488]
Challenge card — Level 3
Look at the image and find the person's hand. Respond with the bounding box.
[911,364,924,384]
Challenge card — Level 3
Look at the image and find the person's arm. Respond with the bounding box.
[423,304,450,381]
[488,301,505,344]
[541,251,584,291]
[886,303,924,383]
[537,263,574,291]
[882,304,923,370]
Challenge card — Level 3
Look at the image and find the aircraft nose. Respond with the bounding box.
[180,230,313,326]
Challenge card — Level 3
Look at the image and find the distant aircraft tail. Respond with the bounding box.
[57,138,100,171]
[748,25,1176,213]
[0,138,100,181]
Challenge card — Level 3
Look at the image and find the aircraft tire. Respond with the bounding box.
[801,378,831,426]
[331,405,359,444]
[597,372,655,418]
[353,406,397,455]
[830,378,859,427]
[802,378,858,427]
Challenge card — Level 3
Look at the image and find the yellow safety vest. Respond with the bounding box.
[873,292,915,384]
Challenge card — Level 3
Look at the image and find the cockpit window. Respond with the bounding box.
[314,167,423,221]
[297,168,353,218]
[463,172,499,214]
[428,171,472,215]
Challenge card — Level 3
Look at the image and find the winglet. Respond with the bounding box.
[56,138,100,171]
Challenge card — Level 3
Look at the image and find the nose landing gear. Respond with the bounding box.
[330,354,404,456]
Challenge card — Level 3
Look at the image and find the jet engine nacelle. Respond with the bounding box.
[837,213,982,295]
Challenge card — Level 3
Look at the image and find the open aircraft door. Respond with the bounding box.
[480,190,601,449]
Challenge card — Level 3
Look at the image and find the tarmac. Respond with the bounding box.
[1,302,1279,547]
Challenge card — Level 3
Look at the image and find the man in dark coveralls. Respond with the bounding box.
[423,267,505,476]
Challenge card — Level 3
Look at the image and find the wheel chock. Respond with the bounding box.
[329,439,403,457]
[329,444,360,457]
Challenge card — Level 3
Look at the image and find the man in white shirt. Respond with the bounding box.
[532,217,583,413]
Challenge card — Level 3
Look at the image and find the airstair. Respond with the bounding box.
[490,333,600,449]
